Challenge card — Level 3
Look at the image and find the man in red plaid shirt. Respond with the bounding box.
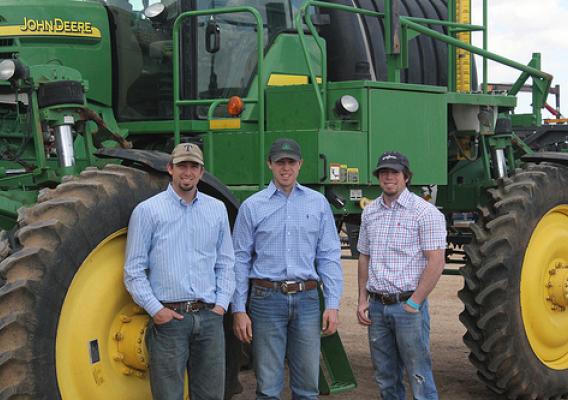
[357,151,446,400]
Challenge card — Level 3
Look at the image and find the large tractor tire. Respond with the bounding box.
[0,164,241,399]
[460,162,568,399]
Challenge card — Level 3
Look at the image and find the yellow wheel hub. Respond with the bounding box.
[56,229,152,399]
[521,205,568,370]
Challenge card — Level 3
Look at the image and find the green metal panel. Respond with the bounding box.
[0,189,38,229]
[326,85,367,132]
[0,0,112,106]
[266,86,320,131]
[246,33,323,120]
[368,89,447,185]
[318,130,369,184]
[208,130,319,186]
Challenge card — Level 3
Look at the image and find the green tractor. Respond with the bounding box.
[0,0,567,399]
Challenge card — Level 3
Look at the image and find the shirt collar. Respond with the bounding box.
[167,183,199,206]
[379,188,411,209]
[266,180,305,199]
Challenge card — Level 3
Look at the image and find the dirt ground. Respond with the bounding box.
[233,256,503,400]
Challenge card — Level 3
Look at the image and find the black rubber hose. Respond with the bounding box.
[320,0,478,88]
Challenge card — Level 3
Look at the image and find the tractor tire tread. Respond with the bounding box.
[461,163,568,399]
[0,165,167,399]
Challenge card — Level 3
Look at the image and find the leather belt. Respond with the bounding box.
[252,279,318,294]
[162,301,213,313]
[369,291,414,305]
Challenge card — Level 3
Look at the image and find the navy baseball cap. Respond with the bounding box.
[373,151,409,175]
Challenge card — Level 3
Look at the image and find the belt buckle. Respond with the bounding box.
[281,280,299,294]
[382,293,392,304]
[184,302,199,313]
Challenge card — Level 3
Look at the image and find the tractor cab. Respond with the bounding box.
[107,0,300,121]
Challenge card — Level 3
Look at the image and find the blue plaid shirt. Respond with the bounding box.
[232,181,343,312]
[124,184,235,316]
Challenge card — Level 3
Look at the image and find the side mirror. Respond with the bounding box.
[205,17,221,53]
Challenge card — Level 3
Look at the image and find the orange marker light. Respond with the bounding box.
[227,96,244,116]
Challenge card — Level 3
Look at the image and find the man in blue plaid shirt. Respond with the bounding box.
[232,138,343,399]
[357,151,446,400]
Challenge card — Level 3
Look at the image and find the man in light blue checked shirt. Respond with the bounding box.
[124,142,235,400]
[232,138,343,400]
[357,151,446,400]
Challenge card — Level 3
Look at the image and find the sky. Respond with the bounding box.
[471,0,568,118]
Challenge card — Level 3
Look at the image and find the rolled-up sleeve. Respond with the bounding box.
[357,208,371,256]
[419,208,447,251]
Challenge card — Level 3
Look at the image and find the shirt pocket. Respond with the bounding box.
[302,213,320,233]
[299,212,320,244]
[388,216,420,255]
[193,220,219,255]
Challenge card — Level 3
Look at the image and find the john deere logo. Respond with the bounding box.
[0,17,102,39]
[282,144,293,151]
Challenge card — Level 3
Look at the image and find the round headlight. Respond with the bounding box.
[144,3,166,19]
[0,60,16,81]
[336,95,359,115]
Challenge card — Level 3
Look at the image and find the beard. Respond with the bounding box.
[178,182,195,192]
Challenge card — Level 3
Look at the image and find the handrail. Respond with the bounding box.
[172,6,265,188]
[401,18,551,82]
[293,0,552,130]
[295,1,382,130]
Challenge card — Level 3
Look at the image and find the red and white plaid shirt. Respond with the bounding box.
[357,189,446,294]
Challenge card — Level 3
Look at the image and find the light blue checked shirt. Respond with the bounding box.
[357,188,446,294]
[124,184,235,316]
[231,181,343,312]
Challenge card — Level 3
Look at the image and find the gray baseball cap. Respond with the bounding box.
[268,138,301,162]
[373,151,409,175]
[171,143,204,165]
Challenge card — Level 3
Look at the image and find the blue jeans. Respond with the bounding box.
[368,298,438,400]
[249,285,321,400]
[146,308,225,400]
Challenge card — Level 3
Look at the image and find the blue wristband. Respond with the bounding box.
[406,298,421,310]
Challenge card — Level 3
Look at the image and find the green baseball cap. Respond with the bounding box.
[268,138,301,162]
